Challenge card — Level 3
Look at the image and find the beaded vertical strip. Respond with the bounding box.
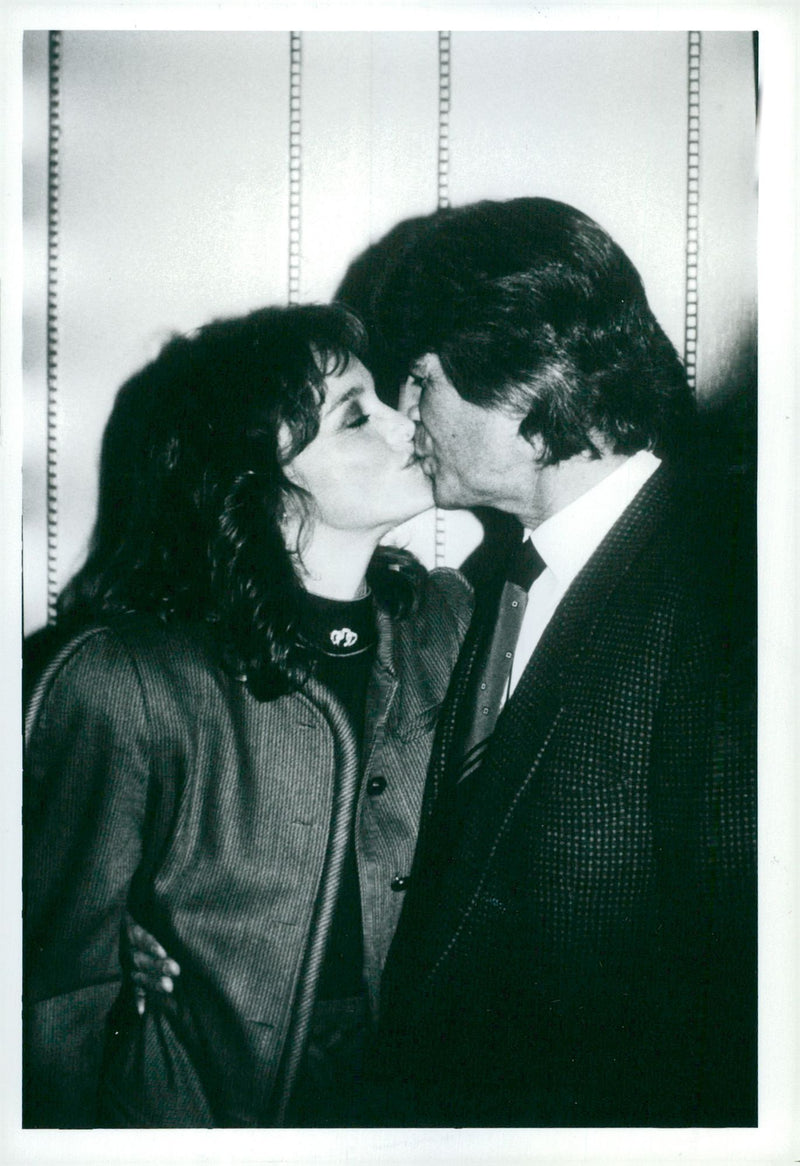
[684,32,701,394]
[434,31,452,567]
[288,32,302,305]
[46,31,63,625]
[437,32,451,212]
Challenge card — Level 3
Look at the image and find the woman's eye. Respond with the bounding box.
[345,412,369,430]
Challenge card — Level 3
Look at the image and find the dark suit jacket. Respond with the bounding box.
[373,463,757,1127]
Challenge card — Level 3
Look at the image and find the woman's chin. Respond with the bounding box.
[382,503,435,544]
[404,490,436,524]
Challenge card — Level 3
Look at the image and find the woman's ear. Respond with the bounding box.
[277,422,302,485]
[282,459,302,487]
[277,487,303,560]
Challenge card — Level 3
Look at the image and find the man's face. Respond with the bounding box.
[402,353,536,513]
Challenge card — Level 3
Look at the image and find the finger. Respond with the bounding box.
[128,923,168,959]
[132,950,160,971]
[132,970,158,987]
[131,970,174,993]
[132,951,181,977]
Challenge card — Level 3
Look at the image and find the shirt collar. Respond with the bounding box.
[529,449,661,587]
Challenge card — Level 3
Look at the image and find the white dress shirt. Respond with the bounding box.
[507,449,662,697]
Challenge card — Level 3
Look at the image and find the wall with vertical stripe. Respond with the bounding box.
[22,30,757,634]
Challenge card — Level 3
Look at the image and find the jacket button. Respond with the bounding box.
[366,776,387,795]
[390,875,410,892]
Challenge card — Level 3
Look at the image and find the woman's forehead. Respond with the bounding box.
[320,356,374,413]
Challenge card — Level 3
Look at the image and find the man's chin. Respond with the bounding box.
[432,489,464,511]
[424,466,468,510]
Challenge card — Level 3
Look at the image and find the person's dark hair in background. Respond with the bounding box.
[336,211,440,409]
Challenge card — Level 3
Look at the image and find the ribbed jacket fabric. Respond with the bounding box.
[374,465,757,1127]
[23,568,472,1128]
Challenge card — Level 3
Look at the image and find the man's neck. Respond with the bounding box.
[515,449,633,531]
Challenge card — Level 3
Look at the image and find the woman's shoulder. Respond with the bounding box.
[25,616,220,723]
[24,621,146,747]
[25,621,140,699]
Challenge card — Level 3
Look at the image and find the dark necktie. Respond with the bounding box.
[455,537,546,784]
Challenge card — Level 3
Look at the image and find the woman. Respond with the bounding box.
[23,304,472,1128]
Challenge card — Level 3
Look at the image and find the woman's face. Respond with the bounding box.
[281,355,433,537]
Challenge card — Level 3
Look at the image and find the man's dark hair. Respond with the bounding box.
[58,303,422,700]
[338,197,694,464]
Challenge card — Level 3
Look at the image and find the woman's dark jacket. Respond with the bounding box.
[23,568,472,1128]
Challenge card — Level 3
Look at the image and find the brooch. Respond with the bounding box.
[330,627,358,649]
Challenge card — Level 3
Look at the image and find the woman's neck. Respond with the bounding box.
[293,524,382,601]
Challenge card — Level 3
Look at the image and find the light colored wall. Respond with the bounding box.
[23,30,757,634]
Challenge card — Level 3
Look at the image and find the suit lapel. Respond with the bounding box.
[503,461,677,728]
[417,465,679,950]
[420,570,506,816]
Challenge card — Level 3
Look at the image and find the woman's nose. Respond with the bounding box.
[381,404,416,447]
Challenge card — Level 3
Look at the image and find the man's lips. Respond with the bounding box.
[404,443,433,472]
[412,441,433,469]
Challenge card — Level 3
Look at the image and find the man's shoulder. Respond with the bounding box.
[597,459,754,651]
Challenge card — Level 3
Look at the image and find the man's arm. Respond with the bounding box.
[651,608,757,1124]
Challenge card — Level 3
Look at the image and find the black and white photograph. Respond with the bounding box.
[2,4,797,1164]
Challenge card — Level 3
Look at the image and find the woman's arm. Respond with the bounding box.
[23,629,151,1127]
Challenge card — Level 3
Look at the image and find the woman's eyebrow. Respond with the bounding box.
[325,384,365,415]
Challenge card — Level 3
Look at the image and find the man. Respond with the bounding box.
[126,198,756,1126]
[363,197,756,1127]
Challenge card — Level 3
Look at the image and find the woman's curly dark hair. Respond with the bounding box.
[58,303,424,699]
